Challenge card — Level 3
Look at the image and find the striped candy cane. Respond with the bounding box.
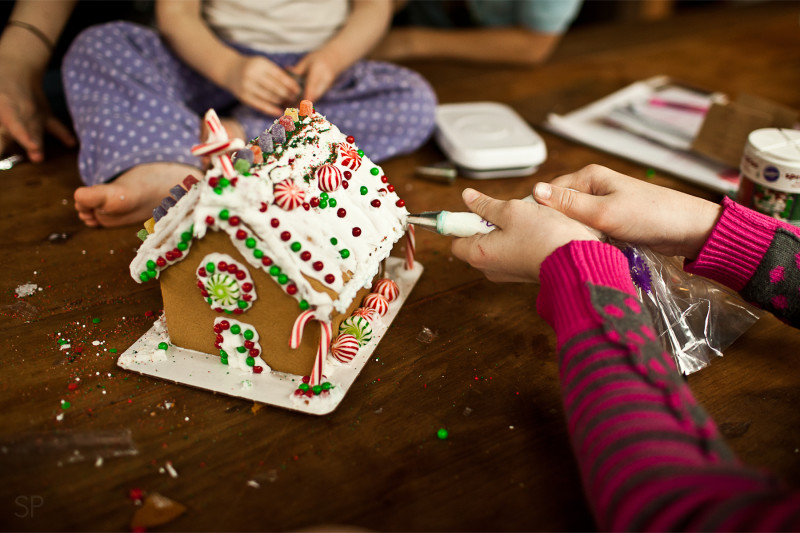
[290,310,316,349]
[190,138,245,157]
[290,310,332,386]
[405,224,415,270]
[309,322,332,386]
[204,109,226,141]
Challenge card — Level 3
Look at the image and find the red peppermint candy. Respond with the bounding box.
[316,164,343,192]
[352,307,378,323]
[362,293,389,316]
[273,180,305,211]
[337,142,362,171]
[372,278,400,302]
[330,333,359,364]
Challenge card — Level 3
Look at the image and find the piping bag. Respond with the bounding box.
[408,194,603,239]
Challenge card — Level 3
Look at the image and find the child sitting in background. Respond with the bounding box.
[452,165,800,531]
[64,0,436,228]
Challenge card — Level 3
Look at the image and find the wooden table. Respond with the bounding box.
[2,2,800,530]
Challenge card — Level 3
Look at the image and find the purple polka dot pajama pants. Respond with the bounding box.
[62,22,438,186]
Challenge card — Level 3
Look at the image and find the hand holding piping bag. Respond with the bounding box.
[445,188,601,283]
[408,191,603,239]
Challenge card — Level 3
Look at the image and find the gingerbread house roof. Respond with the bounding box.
[130,106,409,321]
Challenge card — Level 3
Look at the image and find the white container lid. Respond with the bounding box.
[434,102,547,174]
[741,128,800,193]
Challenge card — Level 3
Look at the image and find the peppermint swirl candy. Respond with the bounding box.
[273,179,305,211]
[330,333,359,364]
[351,307,378,323]
[196,254,256,313]
[316,163,343,192]
[337,142,362,171]
[339,316,373,346]
[362,293,389,317]
[372,278,399,302]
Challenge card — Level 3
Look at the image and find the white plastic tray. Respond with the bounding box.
[118,257,423,415]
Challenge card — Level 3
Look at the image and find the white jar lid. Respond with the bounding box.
[741,128,800,192]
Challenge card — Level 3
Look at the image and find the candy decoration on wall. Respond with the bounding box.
[196,253,257,313]
[214,317,265,373]
[289,310,331,386]
[339,315,373,346]
[316,163,343,192]
[362,293,389,317]
[273,179,305,211]
[337,142,362,171]
[290,310,316,349]
[372,278,399,302]
[330,333,359,364]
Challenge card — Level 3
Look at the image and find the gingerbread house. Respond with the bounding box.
[129,102,416,398]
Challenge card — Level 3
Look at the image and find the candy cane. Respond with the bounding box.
[190,138,244,157]
[217,154,237,179]
[309,322,332,386]
[204,109,226,142]
[290,311,332,386]
[405,224,415,270]
[290,310,316,349]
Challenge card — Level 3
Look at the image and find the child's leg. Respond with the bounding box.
[63,21,235,227]
[313,61,437,162]
[231,55,437,162]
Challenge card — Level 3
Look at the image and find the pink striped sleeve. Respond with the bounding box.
[537,240,800,531]
[685,197,800,291]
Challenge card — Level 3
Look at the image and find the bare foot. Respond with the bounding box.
[74,162,202,228]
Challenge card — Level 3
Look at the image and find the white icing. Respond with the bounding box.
[131,111,409,321]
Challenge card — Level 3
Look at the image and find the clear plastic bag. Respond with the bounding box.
[617,243,762,375]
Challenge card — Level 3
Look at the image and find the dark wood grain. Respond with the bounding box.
[2,2,800,530]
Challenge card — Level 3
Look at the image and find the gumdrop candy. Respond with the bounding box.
[234,158,251,174]
[170,185,186,201]
[183,175,199,189]
[249,144,263,165]
[153,205,167,222]
[233,147,254,165]
[284,108,299,121]
[279,115,295,132]
[259,131,274,153]
[144,217,156,234]
[160,196,177,211]
[136,228,149,242]
[299,100,314,117]
[270,124,286,144]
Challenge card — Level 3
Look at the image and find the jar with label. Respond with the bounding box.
[737,128,800,225]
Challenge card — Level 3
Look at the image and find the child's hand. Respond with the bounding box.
[451,188,599,283]
[288,49,341,102]
[533,165,721,259]
[226,55,301,116]
[0,63,76,163]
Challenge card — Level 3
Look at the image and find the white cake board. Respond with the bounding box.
[118,257,422,415]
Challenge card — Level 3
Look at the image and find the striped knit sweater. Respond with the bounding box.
[536,198,800,531]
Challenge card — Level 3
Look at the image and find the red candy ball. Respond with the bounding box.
[337,208,346,218]
[346,135,355,144]
[352,227,362,237]
[313,261,324,271]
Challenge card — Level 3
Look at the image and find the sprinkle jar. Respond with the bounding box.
[737,128,800,225]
